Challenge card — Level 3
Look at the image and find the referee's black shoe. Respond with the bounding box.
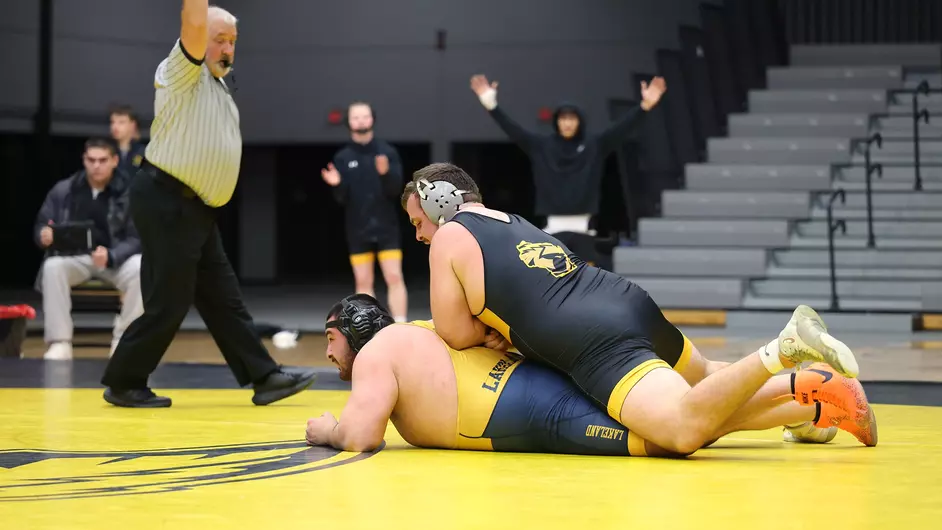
[103,388,172,408]
[252,367,317,406]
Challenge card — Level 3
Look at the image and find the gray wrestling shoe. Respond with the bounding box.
[783,422,838,443]
[777,305,860,378]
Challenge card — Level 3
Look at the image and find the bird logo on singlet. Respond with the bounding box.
[516,241,577,279]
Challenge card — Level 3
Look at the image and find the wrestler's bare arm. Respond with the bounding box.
[428,225,488,350]
[328,345,399,452]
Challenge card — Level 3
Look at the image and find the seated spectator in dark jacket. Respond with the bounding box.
[110,104,147,176]
[33,138,142,361]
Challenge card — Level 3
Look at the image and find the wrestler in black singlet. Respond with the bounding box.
[450,210,691,420]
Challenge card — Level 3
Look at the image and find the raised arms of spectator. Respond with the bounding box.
[598,76,667,151]
[470,74,539,152]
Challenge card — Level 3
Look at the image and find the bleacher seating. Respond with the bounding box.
[615,43,942,314]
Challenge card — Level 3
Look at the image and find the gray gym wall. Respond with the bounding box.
[0,0,723,146]
[0,0,722,280]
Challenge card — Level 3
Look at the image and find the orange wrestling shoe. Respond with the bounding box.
[792,362,870,415]
[815,401,878,447]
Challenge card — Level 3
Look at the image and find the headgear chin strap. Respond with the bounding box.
[416,178,468,226]
[324,294,395,353]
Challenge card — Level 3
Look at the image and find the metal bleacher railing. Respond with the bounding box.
[827,72,942,311]
[893,80,940,191]
[826,188,847,310]
[860,132,883,250]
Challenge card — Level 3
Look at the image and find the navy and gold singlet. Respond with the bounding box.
[406,320,647,456]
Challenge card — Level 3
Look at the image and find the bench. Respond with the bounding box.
[69,280,122,349]
[71,279,122,313]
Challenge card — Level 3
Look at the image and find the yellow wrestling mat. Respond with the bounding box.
[1,389,939,529]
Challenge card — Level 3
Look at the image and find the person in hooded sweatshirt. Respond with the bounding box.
[469,74,667,237]
[321,101,408,322]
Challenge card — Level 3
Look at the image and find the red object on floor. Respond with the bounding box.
[0,305,36,320]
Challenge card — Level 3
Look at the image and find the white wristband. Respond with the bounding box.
[478,88,498,111]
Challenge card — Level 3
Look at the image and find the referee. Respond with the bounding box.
[101,1,316,408]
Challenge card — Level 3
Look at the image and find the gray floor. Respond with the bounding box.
[2,284,433,334]
[6,284,942,384]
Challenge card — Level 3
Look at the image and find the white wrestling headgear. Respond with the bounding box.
[416,178,468,226]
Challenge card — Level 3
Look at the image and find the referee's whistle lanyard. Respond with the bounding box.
[214,73,237,94]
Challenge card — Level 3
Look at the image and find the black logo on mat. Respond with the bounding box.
[0,440,382,502]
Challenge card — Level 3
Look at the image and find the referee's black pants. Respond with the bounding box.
[101,162,279,390]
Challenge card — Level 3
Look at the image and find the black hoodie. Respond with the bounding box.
[488,101,645,216]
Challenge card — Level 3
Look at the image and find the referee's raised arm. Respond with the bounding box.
[154,0,208,94]
[180,0,208,62]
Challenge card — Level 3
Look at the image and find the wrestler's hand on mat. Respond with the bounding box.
[483,327,511,351]
[321,163,341,186]
[375,154,389,175]
[640,76,667,111]
[305,412,339,446]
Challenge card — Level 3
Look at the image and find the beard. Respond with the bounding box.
[213,56,233,77]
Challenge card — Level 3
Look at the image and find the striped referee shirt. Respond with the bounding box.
[144,39,241,207]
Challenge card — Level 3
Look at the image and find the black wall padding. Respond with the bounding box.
[724,0,764,92]
[631,74,679,175]
[610,96,683,229]
[751,0,789,68]
[605,119,642,237]
[655,49,701,168]
[780,0,942,44]
[700,4,743,130]
[678,26,722,148]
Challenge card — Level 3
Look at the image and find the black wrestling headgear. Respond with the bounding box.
[324,294,395,353]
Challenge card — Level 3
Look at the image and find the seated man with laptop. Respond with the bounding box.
[33,138,143,360]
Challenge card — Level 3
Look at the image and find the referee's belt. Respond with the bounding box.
[141,159,197,199]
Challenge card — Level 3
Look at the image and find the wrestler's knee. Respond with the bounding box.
[701,437,721,448]
[644,439,694,458]
[664,429,708,456]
